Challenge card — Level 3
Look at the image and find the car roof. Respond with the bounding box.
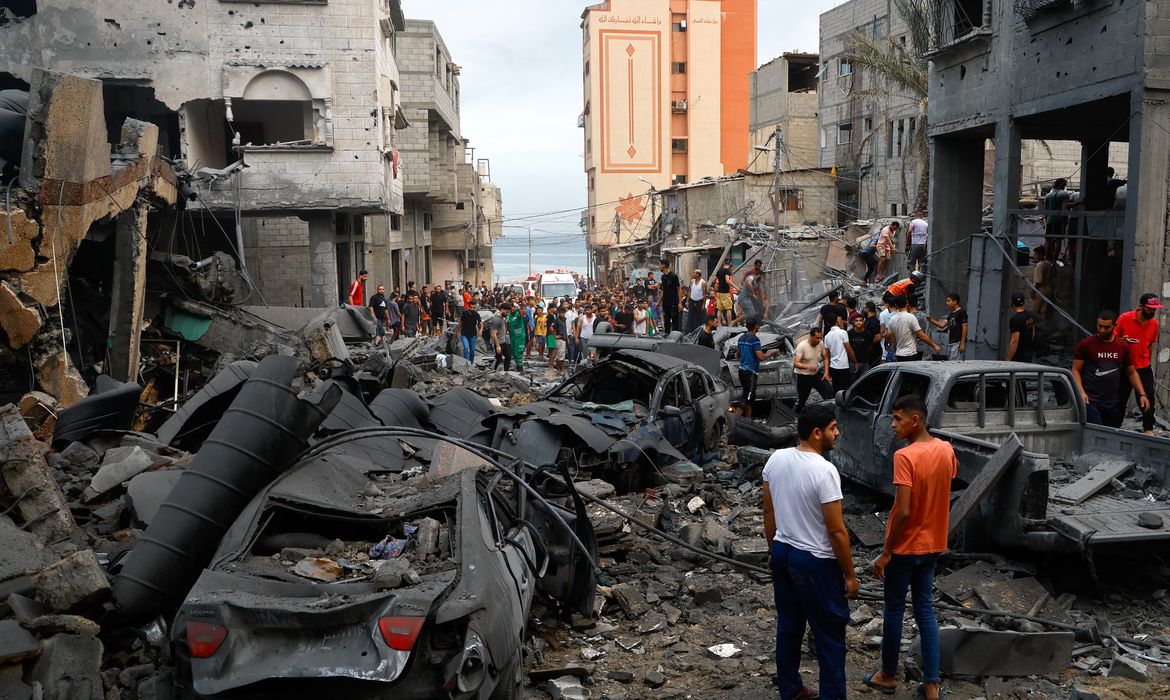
[611,348,696,371]
[877,361,1073,378]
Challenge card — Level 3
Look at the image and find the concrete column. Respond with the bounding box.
[927,134,985,320]
[107,206,149,382]
[306,213,338,307]
[1074,138,1115,327]
[967,119,1021,360]
[1125,89,1170,406]
[366,214,393,292]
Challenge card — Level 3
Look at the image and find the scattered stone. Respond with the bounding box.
[1138,511,1164,529]
[860,618,884,637]
[35,550,110,612]
[0,619,41,663]
[686,496,705,513]
[607,582,649,617]
[124,470,183,525]
[606,670,634,683]
[731,538,769,564]
[84,446,158,501]
[1108,654,1148,682]
[644,669,666,688]
[371,558,421,589]
[0,405,78,541]
[684,580,723,607]
[6,593,45,625]
[0,520,49,582]
[547,674,590,700]
[850,603,875,626]
[0,665,32,700]
[527,663,593,684]
[706,643,742,659]
[581,646,605,661]
[1069,691,1101,700]
[29,633,103,700]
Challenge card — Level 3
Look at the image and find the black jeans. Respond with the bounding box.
[662,300,680,334]
[494,342,512,371]
[738,369,758,405]
[687,298,706,332]
[859,251,877,282]
[829,367,853,393]
[1119,365,1156,431]
[796,373,834,412]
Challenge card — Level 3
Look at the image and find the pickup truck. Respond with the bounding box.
[831,361,1170,552]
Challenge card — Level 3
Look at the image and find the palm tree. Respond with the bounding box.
[846,0,932,212]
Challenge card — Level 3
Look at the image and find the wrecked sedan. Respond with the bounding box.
[172,429,597,699]
[682,325,797,412]
[488,349,730,492]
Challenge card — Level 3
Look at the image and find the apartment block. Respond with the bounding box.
[580,0,757,281]
[747,52,819,175]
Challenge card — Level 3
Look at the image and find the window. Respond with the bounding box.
[588,176,594,191]
[1016,376,1072,409]
[672,174,686,185]
[895,373,931,402]
[671,138,688,153]
[685,371,705,400]
[837,123,853,145]
[820,127,827,149]
[423,213,432,230]
[672,20,687,32]
[780,188,802,211]
[662,376,685,409]
[886,122,894,158]
[390,214,402,231]
[947,376,1010,411]
[890,204,898,216]
[435,48,443,78]
[233,100,313,147]
[838,59,852,77]
[864,117,873,132]
[672,62,687,74]
[584,61,590,76]
[895,119,905,158]
[954,0,985,36]
[847,370,891,411]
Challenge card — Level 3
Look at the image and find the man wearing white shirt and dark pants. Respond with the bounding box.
[822,313,858,392]
[905,210,928,273]
[763,404,857,700]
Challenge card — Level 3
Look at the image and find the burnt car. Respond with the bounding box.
[171,429,597,699]
[487,349,730,493]
[682,325,796,419]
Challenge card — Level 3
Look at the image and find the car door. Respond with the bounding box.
[685,369,720,453]
[871,371,933,487]
[652,370,696,453]
[834,366,895,488]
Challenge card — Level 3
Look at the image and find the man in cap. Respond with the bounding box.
[1006,292,1037,362]
[1117,293,1162,434]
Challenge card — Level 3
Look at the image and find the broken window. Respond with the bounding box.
[102,84,180,158]
[847,370,891,411]
[837,123,852,145]
[787,60,817,93]
[1016,376,1073,410]
[952,0,985,36]
[779,188,802,211]
[233,100,313,147]
[895,372,931,401]
[838,59,852,77]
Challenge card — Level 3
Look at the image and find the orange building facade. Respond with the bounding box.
[581,0,756,277]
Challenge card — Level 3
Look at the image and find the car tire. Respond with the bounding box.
[490,650,523,700]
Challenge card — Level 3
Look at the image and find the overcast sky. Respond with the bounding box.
[404,1,844,264]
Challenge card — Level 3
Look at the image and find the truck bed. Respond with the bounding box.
[1050,494,1170,545]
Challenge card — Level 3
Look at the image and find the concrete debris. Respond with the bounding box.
[0,619,40,663]
[34,550,109,612]
[706,643,741,659]
[290,557,343,582]
[546,675,591,699]
[936,628,1075,676]
[83,446,162,501]
[1107,654,1149,682]
[29,633,103,700]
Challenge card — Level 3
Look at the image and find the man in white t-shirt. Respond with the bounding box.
[577,306,596,365]
[905,210,929,272]
[822,313,857,393]
[793,327,834,413]
[763,404,857,700]
[886,295,940,361]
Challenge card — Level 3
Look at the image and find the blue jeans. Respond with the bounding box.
[882,553,941,684]
[770,540,848,700]
[460,335,475,363]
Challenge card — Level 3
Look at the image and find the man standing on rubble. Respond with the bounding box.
[823,314,858,392]
[1072,310,1149,427]
[347,270,368,306]
[715,259,737,327]
[763,403,857,700]
[487,303,512,371]
[659,260,682,334]
[905,210,928,273]
[887,295,940,361]
[402,291,421,338]
[738,319,780,418]
[456,298,481,364]
[1005,292,1036,362]
[1117,293,1162,434]
[794,326,834,413]
[430,284,448,336]
[368,284,389,347]
[865,394,956,700]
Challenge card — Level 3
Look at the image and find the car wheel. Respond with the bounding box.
[490,650,523,700]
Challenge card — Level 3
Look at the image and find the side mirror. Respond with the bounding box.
[835,390,846,408]
[660,405,682,418]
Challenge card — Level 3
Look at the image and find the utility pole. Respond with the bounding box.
[770,125,784,237]
[648,186,657,242]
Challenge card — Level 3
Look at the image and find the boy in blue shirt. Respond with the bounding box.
[737,320,780,418]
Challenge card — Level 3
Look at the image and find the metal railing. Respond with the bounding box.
[1014,0,1072,20]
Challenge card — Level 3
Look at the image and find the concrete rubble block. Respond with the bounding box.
[125,470,183,525]
[18,391,57,421]
[606,583,649,618]
[33,71,110,183]
[731,538,770,564]
[27,614,101,638]
[0,281,44,348]
[935,627,1074,676]
[0,664,32,700]
[528,664,593,684]
[28,633,104,700]
[0,619,41,663]
[1107,654,1149,682]
[0,405,77,542]
[0,207,39,272]
[706,643,742,659]
[83,446,159,502]
[34,349,89,408]
[299,315,350,365]
[35,550,110,612]
[0,520,50,582]
[546,675,591,700]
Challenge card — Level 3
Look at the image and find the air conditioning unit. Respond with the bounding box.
[671,100,688,113]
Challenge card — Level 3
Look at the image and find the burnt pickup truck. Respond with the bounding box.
[831,361,1170,552]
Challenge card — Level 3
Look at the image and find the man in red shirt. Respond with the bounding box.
[1117,293,1162,434]
[347,270,368,307]
[1071,310,1149,428]
[865,394,956,700]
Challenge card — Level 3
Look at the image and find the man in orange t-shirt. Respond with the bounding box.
[863,394,956,700]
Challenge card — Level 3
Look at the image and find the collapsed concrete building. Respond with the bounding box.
[925,0,1168,402]
[0,0,502,310]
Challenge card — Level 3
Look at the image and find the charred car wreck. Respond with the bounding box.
[172,430,597,699]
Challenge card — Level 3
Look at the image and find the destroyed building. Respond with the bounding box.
[925,0,1166,401]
